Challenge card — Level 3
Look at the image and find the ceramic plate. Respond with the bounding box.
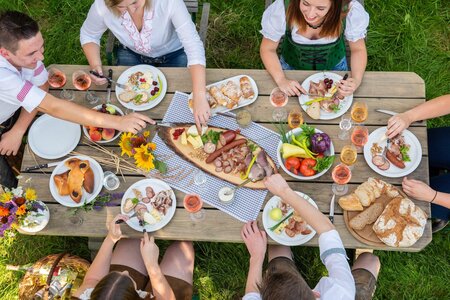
[188,75,259,116]
[364,127,422,178]
[277,127,335,180]
[121,178,176,232]
[299,72,353,120]
[19,201,50,233]
[49,155,104,207]
[28,114,80,159]
[263,191,317,246]
[115,64,167,111]
[82,104,124,143]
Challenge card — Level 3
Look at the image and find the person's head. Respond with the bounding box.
[259,268,316,300]
[105,0,151,16]
[90,271,141,300]
[0,10,43,69]
[287,0,350,38]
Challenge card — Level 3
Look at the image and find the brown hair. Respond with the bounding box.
[286,0,350,39]
[90,271,141,300]
[0,10,39,53]
[259,268,316,300]
[105,0,152,17]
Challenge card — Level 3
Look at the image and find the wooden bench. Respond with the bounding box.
[105,0,211,65]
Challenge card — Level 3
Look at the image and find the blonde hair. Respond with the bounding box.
[105,0,152,17]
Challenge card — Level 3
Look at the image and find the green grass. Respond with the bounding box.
[1,0,449,299]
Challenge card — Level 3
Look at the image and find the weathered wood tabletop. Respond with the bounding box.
[19,65,431,252]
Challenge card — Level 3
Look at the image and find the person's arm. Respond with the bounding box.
[37,93,154,133]
[241,221,266,294]
[189,64,209,132]
[402,177,450,209]
[141,233,176,300]
[82,43,107,85]
[387,94,450,138]
[73,215,128,297]
[338,39,366,96]
[260,38,306,96]
[264,174,334,235]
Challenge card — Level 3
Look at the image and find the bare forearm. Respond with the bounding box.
[189,64,206,99]
[405,95,450,122]
[147,265,176,300]
[10,108,37,134]
[82,43,103,69]
[260,40,285,84]
[349,47,367,87]
[433,192,450,209]
[84,236,115,281]
[245,257,263,294]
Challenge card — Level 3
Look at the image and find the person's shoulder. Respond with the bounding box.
[347,0,369,19]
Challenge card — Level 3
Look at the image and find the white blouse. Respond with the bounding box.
[80,0,205,66]
[261,0,369,45]
[78,287,149,299]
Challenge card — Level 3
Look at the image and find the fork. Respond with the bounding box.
[89,70,128,89]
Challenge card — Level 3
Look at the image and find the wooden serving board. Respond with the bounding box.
[343,186,407,247]
[158,125,277,189]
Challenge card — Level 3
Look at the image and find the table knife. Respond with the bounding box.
[329,194,335,224]
[375,109,423,123]
[106,69,113,103]
[25,161,60,172]
[89,70,128,89]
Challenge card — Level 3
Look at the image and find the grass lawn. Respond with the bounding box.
[1,0,449,299]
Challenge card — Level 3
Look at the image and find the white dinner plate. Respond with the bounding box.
[277,127,335,180]
[19,201,50,233]
[115,64,167,111]
[188,75,259,116]
[82,104,124,144]
[49,155,104,207]
[363,127,422,178]
[299,72,353,120]
[28,114,81,159]
[121,178,176,232]
[263,191,317,246]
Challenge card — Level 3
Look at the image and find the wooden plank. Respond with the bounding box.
[23,204,431,252]
[19,173,431,215]
[198,3,210,45]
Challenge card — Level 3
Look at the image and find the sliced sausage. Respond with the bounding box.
[219,130,237,146]
[372,155,386,167]
[378,160,391,170]
[206,139,247,164]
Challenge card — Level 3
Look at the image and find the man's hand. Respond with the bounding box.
[264,174,291,198]
[117,113,155,134]
[140,232,160,269]
[89,65,108,86]
[0,129,24,156]
[276,77,307,96]
[241,221,267,262]
[193,91,210,133]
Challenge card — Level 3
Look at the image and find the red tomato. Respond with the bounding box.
[316,153,324,158]
[285,157,301,175]
[299,158,317,177]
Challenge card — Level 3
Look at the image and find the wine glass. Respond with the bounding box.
[351,125,369,150]
[340,144,357,170]
[47,67,74,101]
[331,163,352,195]
[338,114,352,140]
[72,70,100,105]
[287,107,304,129]
[183,194,205,222]
[350,101,368,123]
[103,171,120,191]
[270,87,288,121]
[193,169,207,192]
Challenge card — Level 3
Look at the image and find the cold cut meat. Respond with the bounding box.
[219,130,237,146]
[206,139,247,163]
[386,149,405,169]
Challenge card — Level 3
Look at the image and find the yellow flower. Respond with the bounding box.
[143,131,150,138]
[118,132,134,157]
[0,192,12,203]
[147,142,156,151]
[0,207,9,217]
[25,188,37,201]
[16,204,26,216]
[134,144,155,171]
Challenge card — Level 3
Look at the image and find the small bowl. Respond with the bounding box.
[82,104,124,143]
[19,201,50,233]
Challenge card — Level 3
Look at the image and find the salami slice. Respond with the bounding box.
[372,155,386,167]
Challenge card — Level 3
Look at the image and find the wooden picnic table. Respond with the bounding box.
[19,65,432,252]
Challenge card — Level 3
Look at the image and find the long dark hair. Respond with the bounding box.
[286,0,350,38]
[90,271,141,300]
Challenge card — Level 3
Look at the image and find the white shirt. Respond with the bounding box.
[261,0,369,44]
[78,287,149,299]
[80,0,206,66]
[243,230,356,300]
[0,57,48,124]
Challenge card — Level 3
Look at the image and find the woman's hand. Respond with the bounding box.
[387,113,412,138]
[276,78,307,96]
[337,77,360,97]
[107,214,129,243]
[140,232,160,269]
[116,113,155,134]
[192,91,210,133]
[241,221,267,262]
[264,174,291,198]
[402,177,436,202]
[89,65,108,86]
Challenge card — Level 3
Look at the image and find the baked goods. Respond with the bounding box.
[240,76,255,98]
[338,193,364,211]
[209,86,230,107]
[221,81,242,103]
[306,102,320,120]
[118,90,137,103]
[54,170,70,195]
[349,203,384,230]
[373,197,427,247]
[83,168,95,194]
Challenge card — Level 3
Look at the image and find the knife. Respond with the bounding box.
[89,70,128,89]
[375,109,423,123]
[329,193,335,224]
[106,69,113,104]
[25,161,60,172]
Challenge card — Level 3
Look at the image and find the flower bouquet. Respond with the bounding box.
[118,130,167,173]
[0,184,49,236]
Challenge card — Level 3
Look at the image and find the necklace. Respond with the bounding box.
[306,20,324,29]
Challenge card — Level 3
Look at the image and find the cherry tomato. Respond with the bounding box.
[299,158,317,177]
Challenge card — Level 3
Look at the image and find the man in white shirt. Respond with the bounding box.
[241,174,381,300]
[0,10,154,188]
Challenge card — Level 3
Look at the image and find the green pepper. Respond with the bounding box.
[241,155,257,180]
[291,134,304,148]
[301,139,317,159]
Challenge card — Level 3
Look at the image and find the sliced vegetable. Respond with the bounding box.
[299,158,317,177]
[310,132,331,153]
[269,211,293,231]
[241,155,257,180]
[304,96,330,106]
[281,143,308,159]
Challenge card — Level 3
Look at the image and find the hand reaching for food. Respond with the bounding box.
[337,77,359,97]
[402,177,436,202]
[241,221,267,262]
[193,91,211,133]
[117,113,155,134]
[276,78,307,96]
[108,214,129,243]
[387,113,412,138]
[264,174,291,198]
[89,65,108,86]
[140,232,160,268]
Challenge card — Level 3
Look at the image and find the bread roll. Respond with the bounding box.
[54,170,70,196]
[83,167,95,194]
[119,91,137,103]
[339,194,363,211]
[306,102,320,120]
[349,203,384,230]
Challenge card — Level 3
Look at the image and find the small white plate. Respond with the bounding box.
[115,65,167,111]
[277,127,335,180]
[19,201,50,233]
[299,72,353,120]
[188,75,259,116]
[364,127,422,178]
[28,114,80,159]
[82,104,124,143]
[49,155,104,207]
[121,178,176,232]
[263,191,317,246]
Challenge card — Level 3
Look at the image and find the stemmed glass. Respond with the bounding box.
[193,169,207,192]
[331,163,352,195]
[287,107,304,129]
[350,101,368,123]
[340,144,358,170]
[351,125,369,151]
[72,70,100,105]
[270,87,288,121]
[338,114,353,140]
[183,194,205,222]
[47,67,74,101]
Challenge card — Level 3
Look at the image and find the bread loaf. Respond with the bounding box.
[338,194,364,211]
[349,203,384,230]
[306,102,320,120]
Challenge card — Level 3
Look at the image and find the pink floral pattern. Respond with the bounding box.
[121,9,154,54]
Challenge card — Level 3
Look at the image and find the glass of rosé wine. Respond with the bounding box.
[183,194,205,222]
[331,163,352,195]
[47,67,74,101]
[72,70,100,105]
[270,87,288,121]
[351,125,369,150]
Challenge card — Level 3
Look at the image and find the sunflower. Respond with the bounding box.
[25,188,37,201]
[118,132,134,157]
[0,207,9,217]
[143,130,150,138]
[147,142,156,151]
[0,192,12,203]
[134,144,155,171]
[16,204,26,216]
